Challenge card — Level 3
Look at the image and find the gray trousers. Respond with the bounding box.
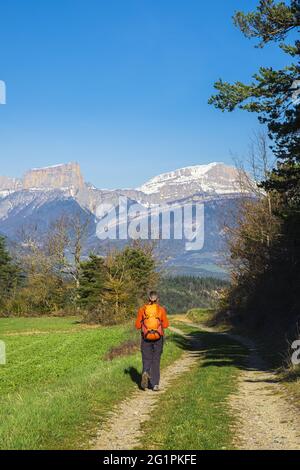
[141,336,164,387]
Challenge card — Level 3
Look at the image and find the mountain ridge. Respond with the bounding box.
[0,161,241,197]
[0,161,245,278]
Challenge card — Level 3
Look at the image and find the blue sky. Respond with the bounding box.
[0,0,289,188]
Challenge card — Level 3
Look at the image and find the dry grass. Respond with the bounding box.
[104,339,140,361]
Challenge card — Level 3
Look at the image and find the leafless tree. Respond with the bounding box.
[69,213,90,287]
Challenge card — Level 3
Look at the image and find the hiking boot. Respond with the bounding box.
[141,372,149,390]
[153,385,160,392]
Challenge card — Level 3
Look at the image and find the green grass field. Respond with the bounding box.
[0,317,183,450]
[137,322,247,450]
[0,316,81,334]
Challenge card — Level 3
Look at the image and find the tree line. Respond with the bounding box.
[0,226,224,321]
[210,0,300,339]
[0,217,157,323]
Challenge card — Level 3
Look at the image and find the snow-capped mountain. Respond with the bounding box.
[0,161,242,206]
[137,162,241,201]
[0,161,246,277]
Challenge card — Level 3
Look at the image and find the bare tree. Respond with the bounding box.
[69,213,90,287]
[233,131,275,200]
[45,215,71,275]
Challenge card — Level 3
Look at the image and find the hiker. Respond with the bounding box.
[135,291,169,391]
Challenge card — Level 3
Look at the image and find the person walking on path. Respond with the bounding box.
[135,291,169,391]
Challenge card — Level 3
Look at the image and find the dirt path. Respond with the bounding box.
[93,320,300,450]
[93,327,200,450]
[186,321,300,450]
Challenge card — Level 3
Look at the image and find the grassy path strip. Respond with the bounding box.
[137,323,246,450]
[93,322,246,450]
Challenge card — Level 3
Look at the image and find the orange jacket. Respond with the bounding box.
[135,303,169,335]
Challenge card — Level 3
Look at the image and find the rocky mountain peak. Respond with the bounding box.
[23,162,84,191]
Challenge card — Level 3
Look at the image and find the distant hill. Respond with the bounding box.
[159,276,228,313]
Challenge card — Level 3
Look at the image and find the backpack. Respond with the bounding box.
[141,304,163,341]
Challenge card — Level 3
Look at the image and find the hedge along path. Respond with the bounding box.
[93,327,200,450]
